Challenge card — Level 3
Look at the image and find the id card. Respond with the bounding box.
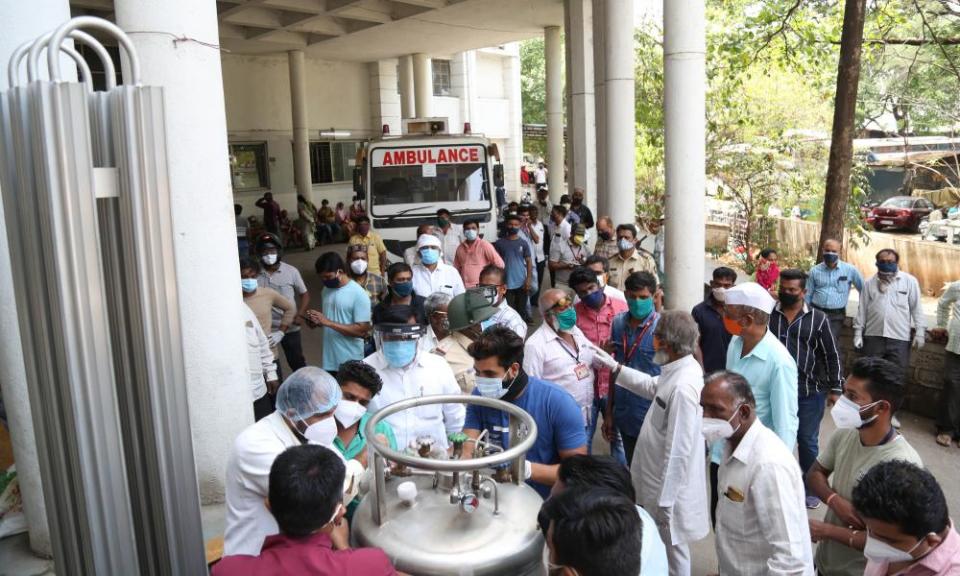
[574,363,591,380]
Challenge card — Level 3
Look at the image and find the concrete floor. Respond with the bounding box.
[2,245,959,575]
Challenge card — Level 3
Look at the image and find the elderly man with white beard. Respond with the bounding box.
[590,310,710,576]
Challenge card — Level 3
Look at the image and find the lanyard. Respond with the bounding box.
[622,313,657,364]
[555,335,580,363]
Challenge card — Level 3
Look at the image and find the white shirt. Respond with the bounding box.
[529,221,546,262]
[243,304,275,401]
[548,218,571,242]
[491,300,528,338]
[621,355,710,546]
[854,271,925,342]
[522,324,595,424]
[364,349,466,451]
[411,262,465,298]
[223,412,300,556]
[436,224,463,266]
[534,167,547,184]
[715,420,814,576]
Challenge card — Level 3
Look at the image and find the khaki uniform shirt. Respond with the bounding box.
[608,249,658,291]
[432,332,476,393]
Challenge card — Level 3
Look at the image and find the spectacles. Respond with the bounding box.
[548,296,572,312]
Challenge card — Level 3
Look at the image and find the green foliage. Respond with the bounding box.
[520,37,546,126]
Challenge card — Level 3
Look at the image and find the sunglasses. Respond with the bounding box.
[548,296,573,313]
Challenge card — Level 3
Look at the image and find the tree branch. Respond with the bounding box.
[858,37,960,45]
[749,0,805,64]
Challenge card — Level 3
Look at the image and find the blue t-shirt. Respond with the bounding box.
[610,311,661,437]
[493,237,531,290]
[321,280,371,371]
[464,377,586,498]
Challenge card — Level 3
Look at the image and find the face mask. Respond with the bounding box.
[437,217,449,228]
[507,226,520,236]
[241,278,258,293]
[863,532,930,564]
[542,544,564,574]
[823,252,839,265]
[618,238,634,252]
[302,416,338,446]
[476,375,510,399]
[628,297,654,320]
[702,405,742,444]
[480,317,497,331]
[711,287,727,303]
[323,274,342,289]
[464,229,478,241]
[350,259,368,275]
[262,253,278,266]
[392,281,414,297]
[653,349,670,366]
[596,274,607,289]
[572,235,584,246]
[420,248,440,265]
[382,339,417,368]
[582,290,605,310]
[831,395,882,429]
[778,291,801,306]
[334,400,367,428]
[599,230,612,241]
[877,261,898,274]
[553,307,577,332]
[723,316,744,336]
[358,224,370,235]
[572,196,583,206]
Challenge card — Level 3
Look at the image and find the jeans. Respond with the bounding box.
[281,330,306,373]
[585,396,627,465]
[237,237,249,257]
[531,259,546,307]
[938,351,960,438]
[797,392,826,491]
[506,288,531,322]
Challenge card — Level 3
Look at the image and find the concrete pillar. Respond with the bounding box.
[115,0,253,504]
[544,26,564,203]
[592,0,607,216]
[0,0,79,557]
[288,50,312,202]
[504,44,524,198]
[451,51,477,131]
[398,55,415,119]
[369,59,401,136]
[412,53,432,118]
[565,0,597,219]
[663,0,707,310]
[603,0,635,223]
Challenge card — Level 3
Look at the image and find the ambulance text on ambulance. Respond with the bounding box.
[372,145,483,167]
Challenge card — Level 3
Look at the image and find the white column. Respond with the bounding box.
[412,53,432,118]
[115,0,253,504]
[504,44,524,198]
[369,59,401,136]
[603,0,635,223]
[663,0,706,310]
[0,0,78,557]
[288,50,312,202]
[565,0,597,218]
[544,26,564,203]
[592,0,607,216]
[398,55,415,119]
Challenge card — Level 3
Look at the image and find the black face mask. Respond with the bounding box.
[778,291,801,307]
[501,368,529,402]
[598,230,612,241]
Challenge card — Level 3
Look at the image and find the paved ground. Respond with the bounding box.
[2,245,958,575]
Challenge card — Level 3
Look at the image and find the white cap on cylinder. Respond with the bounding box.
[397,481,418,504]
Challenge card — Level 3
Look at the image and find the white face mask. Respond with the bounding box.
[702,405,742,444]
[653,349,670,366]
[542,544,566,574]
[334,400,367,428]
[863,531,930,564]
[711,287,727,302]
[302,415,338,446]
[262,253,278,266]
[350,259,368,275]
[618,238,634,252]
[831,395,881,430]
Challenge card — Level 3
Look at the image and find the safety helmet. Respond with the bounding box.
[448,290,497,332]
[254,231,282,255]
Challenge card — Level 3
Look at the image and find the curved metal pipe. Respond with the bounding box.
[61,45,93,92]
[48,16,140,85]
[6,39,34,89]
[26,32,54,83]
[12,30,116,90]
[71,30,116,90]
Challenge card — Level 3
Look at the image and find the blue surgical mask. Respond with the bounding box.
[480,317,497,331]
[823,252,839,265]
[382,340,417,368]
[392,281,414,297]
[476,376,508,399]
[877,261,898,274]
[582,290,605,309]
[420,248,440,265]
[241,278,258,293]
[618,238,634,252]
[464,229,478,241]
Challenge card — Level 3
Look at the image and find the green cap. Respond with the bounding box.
[448,289,497,331]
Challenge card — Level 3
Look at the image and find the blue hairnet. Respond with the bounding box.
[275,366,342,421]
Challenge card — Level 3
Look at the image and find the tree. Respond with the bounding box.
[520,37,547,159]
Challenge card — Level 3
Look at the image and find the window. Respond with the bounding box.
[229,143,270,191]
[310,141,360,184]
[432,59,451,97]
[76,43,122,92]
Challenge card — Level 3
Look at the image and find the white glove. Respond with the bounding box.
[587,342,619,371]
[913,332,925,350]
[269,331,285,347]
[524,460,532,480]
[853,332,863,349]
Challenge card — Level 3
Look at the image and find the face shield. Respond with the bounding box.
[375,323,425,368]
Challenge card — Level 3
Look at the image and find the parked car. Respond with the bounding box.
[865,196,935,232]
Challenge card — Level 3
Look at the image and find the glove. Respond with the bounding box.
[269,331,285,347]
[913,332,925,350]
[853,332,863,349]
[524,460,532,480]
[587,343,619,371]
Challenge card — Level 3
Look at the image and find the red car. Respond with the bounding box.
[865,196,935,232]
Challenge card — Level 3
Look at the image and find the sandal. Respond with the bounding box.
[936,433,952,447]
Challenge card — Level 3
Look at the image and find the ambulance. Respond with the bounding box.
[353,118,504,261]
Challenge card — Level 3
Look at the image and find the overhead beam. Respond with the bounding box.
[389,0,446,8]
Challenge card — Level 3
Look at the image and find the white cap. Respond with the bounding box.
[725,282,776,314]
[416,234,442,250]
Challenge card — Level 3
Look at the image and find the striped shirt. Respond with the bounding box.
[854,272,925,342]
[769,303,844,397]
[936,281,960,355]
[805,261,864,310]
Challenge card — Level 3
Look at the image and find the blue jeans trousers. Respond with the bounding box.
[797,392,826,492]
[586,396,627,466]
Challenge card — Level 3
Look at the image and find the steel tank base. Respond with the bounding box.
[351,474,545,576]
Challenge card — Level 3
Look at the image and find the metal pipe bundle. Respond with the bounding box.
[0,16,205,574]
